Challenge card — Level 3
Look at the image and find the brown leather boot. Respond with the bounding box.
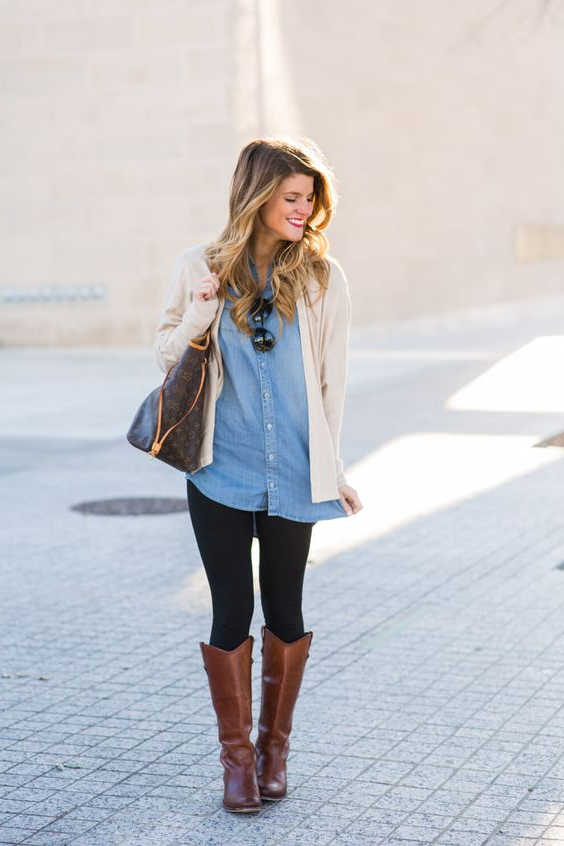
[200,635,262,813]
[255,625,313,801]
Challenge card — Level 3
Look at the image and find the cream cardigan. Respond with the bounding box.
[153,243,351,503]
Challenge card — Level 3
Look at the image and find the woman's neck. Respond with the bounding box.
[249,232,279,269]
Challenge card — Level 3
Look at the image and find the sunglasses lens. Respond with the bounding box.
[249,296,276,350]
[252,328,275,351]
[250,297,263,317]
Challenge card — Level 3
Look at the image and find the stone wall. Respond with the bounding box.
[1,0,563,345]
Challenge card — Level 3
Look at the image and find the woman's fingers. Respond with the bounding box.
[194,273,220,301]
[339,485,363,515]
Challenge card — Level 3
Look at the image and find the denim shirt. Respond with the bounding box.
[185,257,347,530]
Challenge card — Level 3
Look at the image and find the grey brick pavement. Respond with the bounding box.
[3,295,564,844]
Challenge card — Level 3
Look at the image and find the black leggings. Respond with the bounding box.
[187,480,314,650]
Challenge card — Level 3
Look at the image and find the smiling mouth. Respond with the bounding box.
[287,219,305,228]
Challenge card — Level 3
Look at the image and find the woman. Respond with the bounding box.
[153,137,363,814]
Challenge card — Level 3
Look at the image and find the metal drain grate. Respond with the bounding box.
[70,497,188,516]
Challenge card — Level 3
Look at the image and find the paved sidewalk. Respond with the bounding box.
[2,294,564,845]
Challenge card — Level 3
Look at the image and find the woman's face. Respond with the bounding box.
[257,173,314,243]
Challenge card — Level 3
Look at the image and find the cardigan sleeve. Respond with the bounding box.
[319,260,352,490]
[153,249,219,373]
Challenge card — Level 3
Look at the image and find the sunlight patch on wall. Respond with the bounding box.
[233,0,260,134]
[257,0,301,135]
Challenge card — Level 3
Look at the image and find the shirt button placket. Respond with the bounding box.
[258,351,278,510]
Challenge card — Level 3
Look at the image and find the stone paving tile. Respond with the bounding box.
[435,833,490,846]
[5,303,564,844]
[0,832,37,846]
[398,827,448,843]
[496,820,546,837]
[448,816,498,835]
[344,807,408,832]
[481,838,538,846]
[330,836,384,846]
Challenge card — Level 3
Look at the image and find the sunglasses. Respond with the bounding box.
[249,295,277,352]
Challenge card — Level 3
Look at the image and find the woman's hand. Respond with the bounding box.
[338,484,363,516]
[194,273,220,302]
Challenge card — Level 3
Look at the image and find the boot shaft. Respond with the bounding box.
[258,626,313,742]
[200,635,254,743]
[200,634,262,812]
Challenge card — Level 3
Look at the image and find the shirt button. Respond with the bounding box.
[268,453,274,460]
[264,391,270,399]
[269,481,275,489]
[266,423,272,430]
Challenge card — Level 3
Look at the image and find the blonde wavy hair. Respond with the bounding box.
[204,136,338,339]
